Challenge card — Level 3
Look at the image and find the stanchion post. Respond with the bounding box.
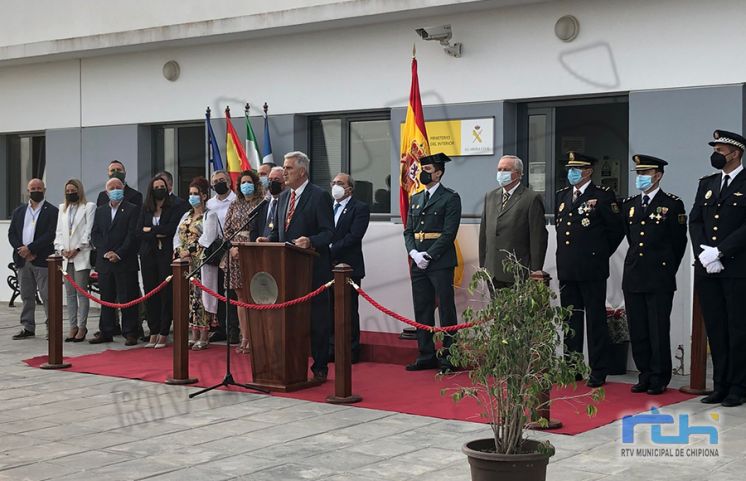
[327,263,361,404]
[41,255,71,369]
[166,259,197,385]
[680,283,711,395]
[528,272,561,430]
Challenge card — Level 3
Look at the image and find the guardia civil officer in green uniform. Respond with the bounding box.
[555,152,625,387]
[622,155,687,395]
[403,153,462,374]
[690,130,746,407]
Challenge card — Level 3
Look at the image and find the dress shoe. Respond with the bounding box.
[73,328,87,342]
[351,351,360,364]
[701,391,727,404]
[405,360,439,371]
[209,331,227,342]
[89,335,113,344]
[124,336,138,346]
[721,394,745,407]
[440,365,458,375]
[12,329,35,340]
[647,386,666,395]
[586,377,606,388]
[312,370,328,382]
[630,383,649,393]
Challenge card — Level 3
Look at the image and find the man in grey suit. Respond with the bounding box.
[479,155,548,288]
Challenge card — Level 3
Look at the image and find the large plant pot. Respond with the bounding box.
[608,341,630,375]
[462,438,551,481]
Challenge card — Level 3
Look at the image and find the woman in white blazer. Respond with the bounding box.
[53,179,96,342]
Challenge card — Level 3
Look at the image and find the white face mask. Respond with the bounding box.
[331,184,346,200]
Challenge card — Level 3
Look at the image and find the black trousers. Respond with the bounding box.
[698,277,746,396]
[411,267,457,366]
[98,270,140,338]
[310,290,330,375]
[623,290,673,388]
[141,250,173,337]
[560,279,610,379]
[329,277,362,357]
[215,268,239,339]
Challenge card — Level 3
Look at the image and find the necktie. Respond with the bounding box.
[642,194,650,214]
[423,190,430,206]
[264,199,277,237]
[285,191,296,230]
[721,174,730,195]
[334,203,341,216]
[501,191,510,210]
[573,189,581,203]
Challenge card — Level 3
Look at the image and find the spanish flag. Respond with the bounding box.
[399,53,464,286]
[225,106,250,186]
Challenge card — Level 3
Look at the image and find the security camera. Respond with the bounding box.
[415,24,453,45]
[414,24,462,58]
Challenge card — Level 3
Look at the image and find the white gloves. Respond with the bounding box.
[698,245,721,268]
[409,250,430,270]
[706,260,725,274]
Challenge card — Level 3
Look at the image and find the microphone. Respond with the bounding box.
[246,198,269,220]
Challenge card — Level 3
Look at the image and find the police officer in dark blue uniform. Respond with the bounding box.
[403,153,462,374]
[622,155,687,395]
[555,152,625,387]
[690,130,746,407]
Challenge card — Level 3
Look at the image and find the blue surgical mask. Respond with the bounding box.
[188,195,201,207]
[496,171,513,187]
[635,174,653,191]
[260,176,269,188]
[240,182,255,196]
[108,189,124,202]
[567,168,583,186]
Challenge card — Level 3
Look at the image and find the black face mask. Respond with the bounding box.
[710,152,728,170]
[269,180,283,196]
[29,191,44,203]
[153,188,168,200]
[65,193,79,203]
[419,170,433,185]
[213,181,229,195]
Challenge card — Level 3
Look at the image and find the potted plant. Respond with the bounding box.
[438,255,603,481]
[606,307,630,375]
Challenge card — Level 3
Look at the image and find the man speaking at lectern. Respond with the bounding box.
[257,151,335,382]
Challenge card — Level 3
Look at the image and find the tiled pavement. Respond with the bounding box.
[0,307,744,480]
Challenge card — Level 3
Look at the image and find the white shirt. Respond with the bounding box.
[722,164,743,189]
[425,182,440,198]
[110,202,119,220]
[502,182,521,199]
[206,191,237,228]
[333,196,352,226]
[67,204,78,232]
[22,201,43,245]
[266,195,279,224]
[640,186,660,204]
[573,180,591,198]
[290,179,310,211]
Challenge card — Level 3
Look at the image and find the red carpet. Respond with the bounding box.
[24,347,695,435]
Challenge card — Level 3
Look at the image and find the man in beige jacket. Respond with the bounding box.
[479,155,548,288]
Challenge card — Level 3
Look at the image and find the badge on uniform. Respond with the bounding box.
[559,202,565,213]
[705,190,712,200]
[269,222,274,229]
[678,214,687,224]
[735,192,743,196]
[581,218,590,227]
[611,202,620,214]
[629,207,635,218]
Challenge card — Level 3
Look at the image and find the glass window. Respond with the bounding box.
[4,133,45,218]
[152,124,205,198]
[310,118,342,192]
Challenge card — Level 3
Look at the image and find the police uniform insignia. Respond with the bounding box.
[268,222,274,229]
[705,190,712,200]
[629,207,635,217]
[611,202,620,214]
[569,152,575,161]
[559,202,565,212]
[678,214,687,224]
[735,192,743,196]
[581,218,590,227]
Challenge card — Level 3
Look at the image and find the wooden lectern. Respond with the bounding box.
[235,242,319,392]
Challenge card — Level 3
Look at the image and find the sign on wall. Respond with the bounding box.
[402,118,495,156]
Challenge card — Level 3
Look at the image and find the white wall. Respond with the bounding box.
[3,0,746,132]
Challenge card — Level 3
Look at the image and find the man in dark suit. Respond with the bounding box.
[555,151,625,387]
[90,178,141,346]
[403,153,462,373]
[690,130,746,407]
[252,166,286,240]
[96,160,143,209]
[622,155,687,395]
[479,155,548,288]
[328,172,370,363]
[257,151,334,382]
[8,179,59,339]
[156,170,188,213]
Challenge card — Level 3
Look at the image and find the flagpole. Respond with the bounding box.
[205,106,212,180]
[244,103,251,170]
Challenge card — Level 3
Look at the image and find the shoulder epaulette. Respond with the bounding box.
[622,194,640,203]
[665,192,681,200]
[700,172,719,180]
[601,185,611,191]
[443,186,455,194]
[556,186,570,193]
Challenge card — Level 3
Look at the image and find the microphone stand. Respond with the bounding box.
[189,199,270,398]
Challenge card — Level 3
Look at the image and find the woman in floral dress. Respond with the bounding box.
[222,170,265,354]
[174,176,211,350]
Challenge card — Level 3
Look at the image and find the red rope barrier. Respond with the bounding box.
[349,279,474,333]
[63,271,172,309]
[190,277,332,310]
